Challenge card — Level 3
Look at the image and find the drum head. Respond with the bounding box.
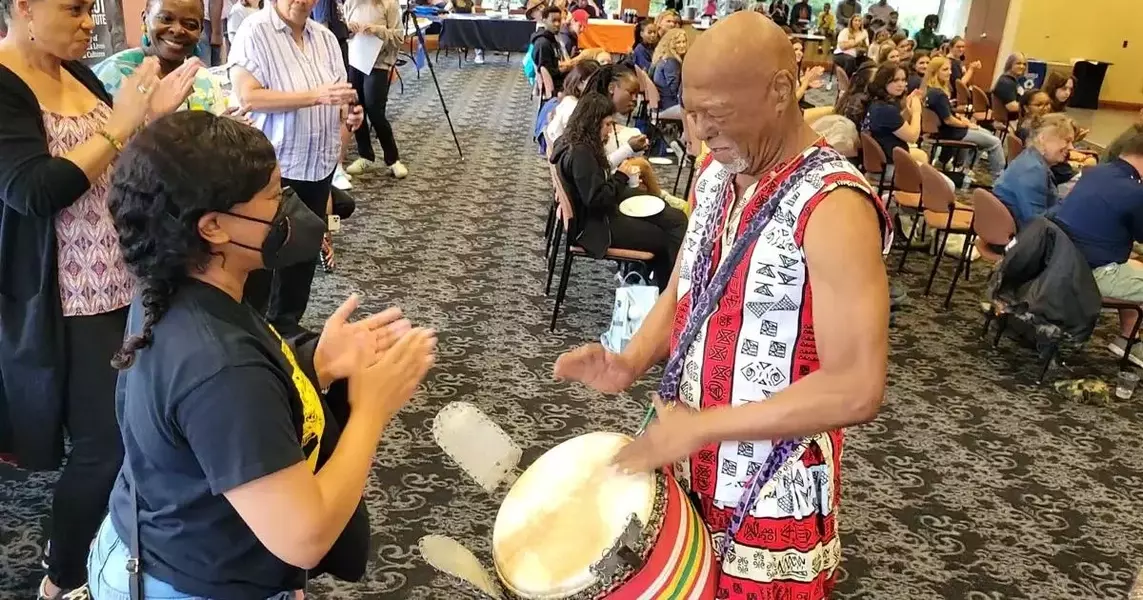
[492,432,655,598]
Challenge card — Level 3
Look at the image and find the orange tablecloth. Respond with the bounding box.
[579,20,636,54]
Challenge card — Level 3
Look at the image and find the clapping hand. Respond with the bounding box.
[314,82,358,106]
[222,103,254,125]
[107,57,162,137]
[805,65,825,89]
[150,58,201,117]
[313,295,412,388]
[346,104,364,131]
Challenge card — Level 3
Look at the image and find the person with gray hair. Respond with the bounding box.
[993,113,1076,229]
[993,52,1028,122]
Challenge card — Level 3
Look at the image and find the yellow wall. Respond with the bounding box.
[1008,0,1142,106]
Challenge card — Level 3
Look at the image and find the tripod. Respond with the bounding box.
[401,7,464,160]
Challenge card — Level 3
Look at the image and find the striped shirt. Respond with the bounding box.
[229,6,346,181]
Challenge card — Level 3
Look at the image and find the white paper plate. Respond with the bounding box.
[648,157,673,166]
[619,195,666,218]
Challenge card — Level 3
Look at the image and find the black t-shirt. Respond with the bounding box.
[865,100,907,159]
[907,73,923,93]
[992,73,1023,120]
[925,87,966,140]
[950,58,964,97]
[108,279,341,598]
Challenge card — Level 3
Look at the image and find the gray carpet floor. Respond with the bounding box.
[2,58,1142,599]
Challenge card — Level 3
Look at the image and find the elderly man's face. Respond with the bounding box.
[683,68,788,173]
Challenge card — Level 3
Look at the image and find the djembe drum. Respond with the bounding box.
[492,432,717,599]
[421,403,717,600]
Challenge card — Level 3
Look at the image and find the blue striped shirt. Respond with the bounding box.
[229,6,346,181]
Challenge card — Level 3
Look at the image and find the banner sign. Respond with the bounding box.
[82,0,127,65]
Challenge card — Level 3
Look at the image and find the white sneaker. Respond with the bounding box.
[390,161,409,179]
[332,166,353,191]
[345,157,374,175]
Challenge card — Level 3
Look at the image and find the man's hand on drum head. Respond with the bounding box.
[613,396,704,473]
[553,343,638,394]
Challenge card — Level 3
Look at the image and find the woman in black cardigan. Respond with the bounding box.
[0,1,195,595]
[550,92,687,290]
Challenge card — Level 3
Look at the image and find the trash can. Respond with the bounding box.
[1071,60,1112,109]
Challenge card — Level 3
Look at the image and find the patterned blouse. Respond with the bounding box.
[43,103,134,317]
[93,49,228,115]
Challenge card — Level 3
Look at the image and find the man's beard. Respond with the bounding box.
[718,151,751,174]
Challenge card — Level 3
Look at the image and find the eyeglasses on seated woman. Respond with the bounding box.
[86,111,436,600]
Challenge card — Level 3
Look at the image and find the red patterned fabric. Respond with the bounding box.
[668,142,889,599]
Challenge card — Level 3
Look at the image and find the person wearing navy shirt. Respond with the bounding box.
[631,18,658,72]
[906,51,928,93]
[992,53,1027,123]
[924,56,1004,181]
[864,62,924,165]
[1053,130,1143,363]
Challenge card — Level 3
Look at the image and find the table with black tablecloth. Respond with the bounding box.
[439,15,537,53]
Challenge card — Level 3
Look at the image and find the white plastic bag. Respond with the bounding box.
[600,272,659,354]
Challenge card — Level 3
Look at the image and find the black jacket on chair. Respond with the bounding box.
[550,137,631,259]
[0,61,112,469]
[987,216,1102,344]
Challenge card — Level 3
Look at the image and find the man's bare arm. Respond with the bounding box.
[692,188,889,442]
[619,254,684,375]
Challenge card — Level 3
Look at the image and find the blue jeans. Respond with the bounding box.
[87,517,296,600]
[960,127,1005,179]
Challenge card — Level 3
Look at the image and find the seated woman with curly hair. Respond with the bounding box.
[550,93,687,289]
[86,111,436,599]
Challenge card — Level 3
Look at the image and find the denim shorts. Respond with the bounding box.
[87,516,296,600]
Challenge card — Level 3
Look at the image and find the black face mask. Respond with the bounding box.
[226,187,326,269]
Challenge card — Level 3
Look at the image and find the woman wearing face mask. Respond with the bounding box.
[94,0,228,114]
[228,0,364,337]
[550,93,687,290]
[86,111,436,599]
[0,0,196,595]
[993,113,1076,229]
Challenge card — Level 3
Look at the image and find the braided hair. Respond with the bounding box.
[108,111,278,369]
[582,62,637,97]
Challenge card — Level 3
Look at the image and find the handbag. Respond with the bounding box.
[600,271,659,354]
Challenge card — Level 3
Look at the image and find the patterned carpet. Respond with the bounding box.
[2,58,1142,600]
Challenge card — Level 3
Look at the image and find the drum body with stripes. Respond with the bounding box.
[492,432,717,599]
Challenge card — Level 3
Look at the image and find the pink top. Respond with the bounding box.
[42,103,134,317]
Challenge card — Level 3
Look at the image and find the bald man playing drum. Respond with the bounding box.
[555,12,890,599]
